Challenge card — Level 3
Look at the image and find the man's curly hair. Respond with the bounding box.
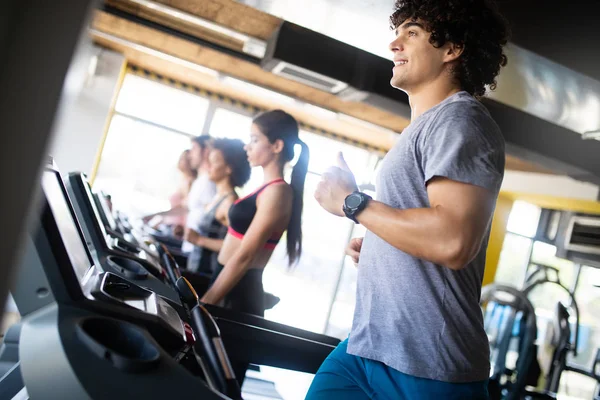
[390,0,510,97]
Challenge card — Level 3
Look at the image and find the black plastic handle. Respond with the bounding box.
[190,305,242,399]
[173,276,241,399]
[157,244,181,287]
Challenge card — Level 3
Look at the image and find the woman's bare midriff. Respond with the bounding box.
[217,234,274,270]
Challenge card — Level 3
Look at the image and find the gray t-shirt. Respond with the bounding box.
[347,91,505,383]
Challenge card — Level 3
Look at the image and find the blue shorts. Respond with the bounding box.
[306,339,489,400]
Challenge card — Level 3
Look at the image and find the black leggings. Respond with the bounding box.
[211,263,265,385]
[210,263,265,317]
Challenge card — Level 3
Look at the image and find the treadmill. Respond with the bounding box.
[14,163,225,399]
[66,172,180,303]
[92,189,157,257]
[91,190,137,246]
[7,162,339,399]
[92,189,190,268]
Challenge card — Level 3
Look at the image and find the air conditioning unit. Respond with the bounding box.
[563,215,600,255]
[261,22,357,94]
[261,21,411,119]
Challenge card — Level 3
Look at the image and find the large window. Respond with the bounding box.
[95,74,210,217]
[94,114,193,217]
[115,74,209,135]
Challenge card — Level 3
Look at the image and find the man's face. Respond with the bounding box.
[388,19,452,92]
[189,142,203,170]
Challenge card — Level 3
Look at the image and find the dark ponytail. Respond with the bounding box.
[288,140,309,265]
[252,110,309,266]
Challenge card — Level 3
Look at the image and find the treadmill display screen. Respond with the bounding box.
[96,193,118,232]
[42,171,92,283]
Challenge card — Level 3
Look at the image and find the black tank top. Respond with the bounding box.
[194,193,233,273]
[227,178,286,249]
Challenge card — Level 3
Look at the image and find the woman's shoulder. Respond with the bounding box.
[259,180,293,203]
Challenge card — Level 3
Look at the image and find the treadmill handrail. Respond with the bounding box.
[213,316,338,349]
[204,304,341,347]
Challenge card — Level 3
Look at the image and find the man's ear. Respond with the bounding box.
[444,42,464,63]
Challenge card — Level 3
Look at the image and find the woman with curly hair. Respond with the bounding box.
[310,0,510,398]
[184,138,251,275]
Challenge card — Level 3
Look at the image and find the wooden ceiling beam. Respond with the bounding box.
[107,0,281,41]
[105,0,250,53]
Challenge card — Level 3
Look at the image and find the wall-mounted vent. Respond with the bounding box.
[270,61,348,94]
[564,216,600,255]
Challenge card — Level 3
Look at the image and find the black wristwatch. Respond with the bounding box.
[343,191,372,223]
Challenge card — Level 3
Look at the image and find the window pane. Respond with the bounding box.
[299,131,371,183]
[506,201,542,238]
[558,266,600,399]
[324,223,365,339]
[208,108,263,196]
[262,173,354,333]
[115,74,209,135]
[530,241,576,288]
[494,233,532,286]
[572,266,600,365]
[209,108,253,142]
[94,115,192,217]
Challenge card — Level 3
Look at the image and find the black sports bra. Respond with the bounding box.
[228,178,286,249]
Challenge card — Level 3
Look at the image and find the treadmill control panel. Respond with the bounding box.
[86,271,187,343]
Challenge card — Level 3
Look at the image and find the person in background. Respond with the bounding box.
[184,138,251,276]
[181,135,217,253]
[143,149,197,237]
[200,110,309,315]
[198,109,309,385]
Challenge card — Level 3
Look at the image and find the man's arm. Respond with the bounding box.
[355,177,496,270]
[315,153,497,271]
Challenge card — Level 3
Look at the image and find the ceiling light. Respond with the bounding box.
[90,30,220,78]
[127,0,267,58]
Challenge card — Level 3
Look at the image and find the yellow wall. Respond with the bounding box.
[484,193,514,285]
[501,191,600,215]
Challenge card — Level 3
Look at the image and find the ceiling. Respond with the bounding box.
[244,0,600,83]
[91,0,600,180]
[242,0,600,134]
[496,0,600,83]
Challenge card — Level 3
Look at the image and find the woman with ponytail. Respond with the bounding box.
[200,109,309,319]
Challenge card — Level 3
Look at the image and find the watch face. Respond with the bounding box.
[346,193,362,208]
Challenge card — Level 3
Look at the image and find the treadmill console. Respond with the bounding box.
[41,167,187,343]
[41,169,95,287]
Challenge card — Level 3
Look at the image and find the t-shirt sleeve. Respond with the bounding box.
[198,174,217,206]
[420,103,505,193]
